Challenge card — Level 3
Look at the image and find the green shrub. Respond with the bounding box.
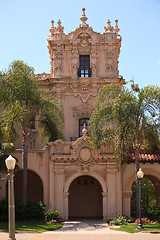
[0,199,24,221]
[0,199,63,222]
[15,200,25,220]
[0,199,8,221]
[145,205,160,222]
[24,201,45,220]
[45,210,60,222]
[109,215,133,226]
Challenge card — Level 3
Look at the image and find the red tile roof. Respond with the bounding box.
[127,152,160,163]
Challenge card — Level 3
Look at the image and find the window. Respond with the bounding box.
[79,118,89,137]
[78,55,91,77]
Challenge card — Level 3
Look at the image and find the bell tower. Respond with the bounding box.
[47,8,123,80]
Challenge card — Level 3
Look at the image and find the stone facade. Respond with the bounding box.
[0,9,160,220]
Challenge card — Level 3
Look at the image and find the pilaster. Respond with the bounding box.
[116,169,122,215]
[106,163,117,218]
[54,164,65,217]
[49,160,55,209]
[122,191,132,217]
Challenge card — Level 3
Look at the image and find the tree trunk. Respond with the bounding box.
[22,133,28,206]
[135,147,140,218]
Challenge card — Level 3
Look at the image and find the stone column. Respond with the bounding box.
[64,192,69,220]
[116,169,122,215]
[106,164,117,218]
[122,191,132,217]
[102,192,108,219]
[54,164,64,217]
[49,160,55,209]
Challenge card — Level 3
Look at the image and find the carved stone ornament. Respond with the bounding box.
[94,169,107,182]
[73,81,97,103]
[34,72,51,80]
[49,139,64,155]
[76,33,92,46]
[71,137,94,165]
[62,79,97,103]
[65,170,78,182]
[82,164,89,173]
[80,147,91,162]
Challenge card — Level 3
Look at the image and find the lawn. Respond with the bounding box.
[110,223,160,233]
[0,221,63,233]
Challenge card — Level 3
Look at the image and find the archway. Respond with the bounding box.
[131,177,157,217]
[69,175,103,219]
[145,175,160,204]
[14,169,43,203]
[123,168,160,218]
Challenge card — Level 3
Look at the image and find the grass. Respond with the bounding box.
[110,223,160,233]
[0,221,63,233]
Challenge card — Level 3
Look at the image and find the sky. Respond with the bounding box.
[0,0,160,88]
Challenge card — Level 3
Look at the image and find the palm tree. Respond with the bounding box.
[89,83,160,217]
[0,60,64,206]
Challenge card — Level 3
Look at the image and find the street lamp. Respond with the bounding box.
[5,155,16,240]
[137,168,144,230]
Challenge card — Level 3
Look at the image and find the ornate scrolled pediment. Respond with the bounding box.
[76,32,92,46]
[71,136,92,164]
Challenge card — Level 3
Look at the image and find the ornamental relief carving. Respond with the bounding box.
[71,46,79,76]
[53,51,63,71]
[73,92,97,103]
[73,110,92,118]
[73,81,96,103]
[105,51,116,59]
[76,33,92,46]
[80,147,91,163]
[94,169,107,182]
[63,80,97,103]
[65,170,78,182]
[70,137,96,166]
[49,139,71,155]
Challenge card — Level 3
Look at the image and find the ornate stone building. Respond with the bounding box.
[0,9,160,220]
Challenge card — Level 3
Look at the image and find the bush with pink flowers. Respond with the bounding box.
[135,218,150,224]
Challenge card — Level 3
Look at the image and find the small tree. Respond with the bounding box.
[0,60,64,206]
[89,83,160,216]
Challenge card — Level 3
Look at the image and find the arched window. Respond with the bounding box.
[79,118,89,137]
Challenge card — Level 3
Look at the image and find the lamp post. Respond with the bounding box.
[5,155,16,240]
[137,168,144,230]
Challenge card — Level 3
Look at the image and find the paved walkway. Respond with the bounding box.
[0,220,160,240]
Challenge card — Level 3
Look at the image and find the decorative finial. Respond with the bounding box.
[80,8,88,24]
[49,20,55,34]
[104,19,113,32]
[113,19,120,33]
[55,19,64,33]
[51,20,54,28]
[82,123,88,136]
[82,8,86,16]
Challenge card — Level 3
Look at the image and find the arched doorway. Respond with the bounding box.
[69,175,103,219]
[14,169,43,203]
[123,168,160,218]
[131,177,157,217]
